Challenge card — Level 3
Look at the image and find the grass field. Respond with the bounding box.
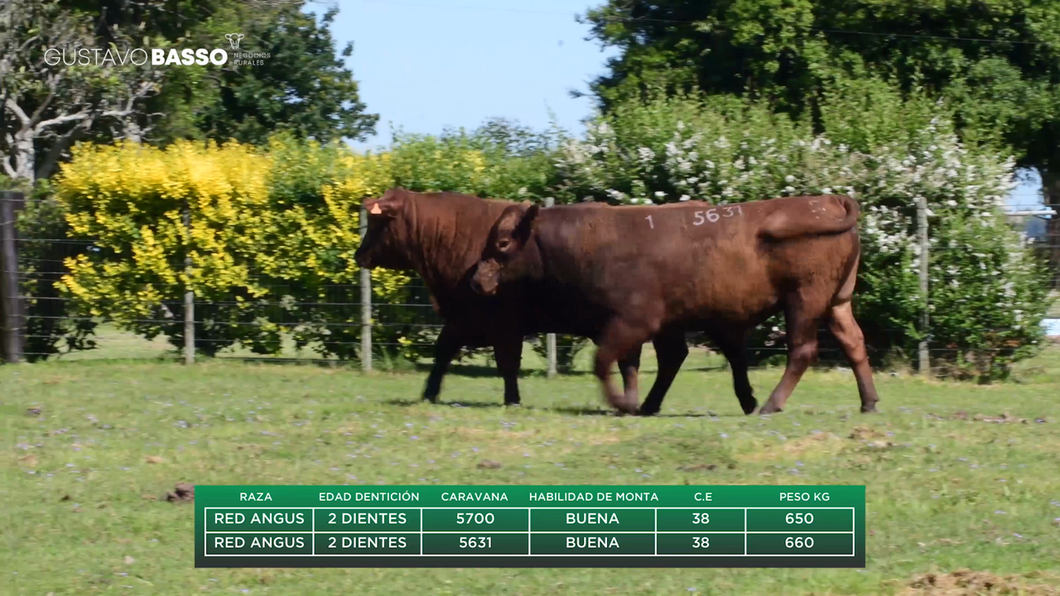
[4,341,1060,595]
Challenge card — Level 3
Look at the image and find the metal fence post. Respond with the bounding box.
[544,196,557,378]
[360,204,372,372]
[183,209,195,365]
[916,196,930,375]
[1,191,25,364]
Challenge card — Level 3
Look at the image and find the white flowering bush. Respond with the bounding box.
[554,93,1053,380]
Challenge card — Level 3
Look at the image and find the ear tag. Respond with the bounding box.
[370,204,382,214]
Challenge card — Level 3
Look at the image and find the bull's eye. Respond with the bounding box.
[497,239,511,251]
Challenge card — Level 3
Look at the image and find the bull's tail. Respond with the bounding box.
[757,195,860,241]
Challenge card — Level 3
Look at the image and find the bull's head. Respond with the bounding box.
[470,202,540,296]
[354,188,415,271]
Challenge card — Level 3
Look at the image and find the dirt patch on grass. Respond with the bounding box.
[928,411,1048,424]
[585,436,622,447]
[165,482,195,503]
[334,422,362,434]
[849,426,886,440]
[738,432,844,462]
[899,570,1060,595]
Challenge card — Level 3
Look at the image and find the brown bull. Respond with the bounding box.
[470,195,880,416]
[353,187,680,407]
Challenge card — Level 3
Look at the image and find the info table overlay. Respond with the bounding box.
[195,485,865,568]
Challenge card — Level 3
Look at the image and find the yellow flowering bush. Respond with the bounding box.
[52,124,562,361]
[54,136,460,359]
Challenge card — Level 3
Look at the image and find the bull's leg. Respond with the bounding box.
[711,329,758,415]
[493,338,524,406]
[828,301,880,413]
[617,343,643,407]
[759,306,821,415]
[594,318,651,415]
[423,324,463,403]
[637,328,688,417]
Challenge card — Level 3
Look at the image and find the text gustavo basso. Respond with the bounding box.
[44,47,229,67]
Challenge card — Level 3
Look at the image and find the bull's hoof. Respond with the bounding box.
[860,404,879,414]
[505,402,522,408]
[637,406,660,417]
[422,394,439,404]
[739,398,758,416]
[758,402,782,415]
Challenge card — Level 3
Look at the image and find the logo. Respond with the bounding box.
[225,33,271,66]
[44,46,227,67]
[225,33,245,50]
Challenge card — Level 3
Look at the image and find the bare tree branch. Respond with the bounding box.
[2,156,16,179]
[36,118,91,180]
[4,98,31,127]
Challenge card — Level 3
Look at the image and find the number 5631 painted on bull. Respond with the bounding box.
[644,205,743,229]
[693,205,743,226]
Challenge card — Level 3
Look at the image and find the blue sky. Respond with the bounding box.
[324,0,1043,208]
[330,0,615,150]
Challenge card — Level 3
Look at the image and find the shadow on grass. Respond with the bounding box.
[382,398,519,410]
[551,405,720,418]
[382,397,739,418]
[411,363,598,378]
[412,363,734,378]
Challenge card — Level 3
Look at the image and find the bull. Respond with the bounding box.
[470,194,880,416]
[354,187,683,407]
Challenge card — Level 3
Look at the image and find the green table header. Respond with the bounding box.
[196,485,863,508]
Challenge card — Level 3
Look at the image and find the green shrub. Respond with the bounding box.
[554,88,1053,380]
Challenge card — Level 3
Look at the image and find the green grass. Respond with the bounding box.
[4,343,1060,595]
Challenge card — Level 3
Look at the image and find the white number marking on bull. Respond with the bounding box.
[646,215,654,229]
[693,205,742,226]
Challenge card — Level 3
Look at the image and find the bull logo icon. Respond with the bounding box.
[225,33,245,50]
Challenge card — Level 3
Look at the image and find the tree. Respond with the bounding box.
[582,0,1060,283]
[1,0,377,360]
[2,0,378,183]
[193,4,378,145]
[0,0,159,182]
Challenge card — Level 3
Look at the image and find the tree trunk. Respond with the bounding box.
[13,130,35,182]
[1042,169,1060,290]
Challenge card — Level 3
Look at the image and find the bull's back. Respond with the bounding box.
[538,197,860,324]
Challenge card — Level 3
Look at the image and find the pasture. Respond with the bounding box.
[4,342,1060,595]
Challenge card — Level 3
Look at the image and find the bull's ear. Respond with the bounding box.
[514,204,539,243]
[366,198,402,218]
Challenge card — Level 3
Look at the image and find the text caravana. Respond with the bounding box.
[441,491,509,502]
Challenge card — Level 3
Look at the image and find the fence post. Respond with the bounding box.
[183,209,194,365]
[0,191,25,364]
[916,196,930,376]
[544,197,557,378]
[360,204,372,372]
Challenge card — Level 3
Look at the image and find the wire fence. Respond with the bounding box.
[2,191,1059,376]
